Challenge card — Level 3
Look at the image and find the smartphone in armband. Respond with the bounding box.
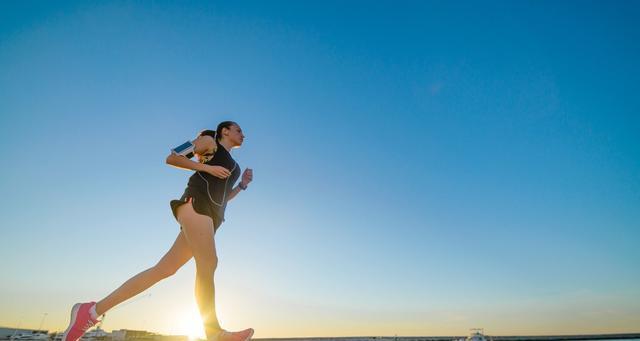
[172,141,195,159]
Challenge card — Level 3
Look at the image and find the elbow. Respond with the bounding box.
[165,154,174,165]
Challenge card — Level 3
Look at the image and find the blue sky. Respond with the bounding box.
[1,1,639,338]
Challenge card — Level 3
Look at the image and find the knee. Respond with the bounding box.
[153,264,179,279]
[195,256,218,275]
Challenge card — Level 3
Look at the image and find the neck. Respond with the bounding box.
[219,139,234,152]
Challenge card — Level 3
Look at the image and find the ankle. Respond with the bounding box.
[207,329,225,341]
[94,302,105,317]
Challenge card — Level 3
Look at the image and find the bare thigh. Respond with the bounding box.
[176,200,217,266]
[154,231,193,276]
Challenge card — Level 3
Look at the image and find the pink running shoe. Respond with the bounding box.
[62,302,101,341]
[214,328,254,341]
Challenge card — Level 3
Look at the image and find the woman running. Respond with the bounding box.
[62,121,254,341]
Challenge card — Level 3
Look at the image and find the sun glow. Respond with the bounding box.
[177,310,206,341]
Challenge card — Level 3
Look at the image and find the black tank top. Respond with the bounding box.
[185,141,241,222]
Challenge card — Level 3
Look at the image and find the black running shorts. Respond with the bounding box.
[170,189,222,232]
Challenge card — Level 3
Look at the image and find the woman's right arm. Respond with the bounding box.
[166,153,231,178]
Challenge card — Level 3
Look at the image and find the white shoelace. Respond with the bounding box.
[81,319,96,331]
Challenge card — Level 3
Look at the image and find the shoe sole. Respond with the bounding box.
[61,303,81,341]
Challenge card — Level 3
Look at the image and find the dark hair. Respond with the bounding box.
[197,129,217,162]
[216,121,238,141]
[199,129,216,140]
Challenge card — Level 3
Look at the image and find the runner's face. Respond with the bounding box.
[226,124,245,147]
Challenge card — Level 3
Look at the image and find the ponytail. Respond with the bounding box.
[197,129,217,163]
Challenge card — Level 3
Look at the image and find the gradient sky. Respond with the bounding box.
[1,0,639,338]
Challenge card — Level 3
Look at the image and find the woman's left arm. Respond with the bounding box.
[227,168,253,202]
